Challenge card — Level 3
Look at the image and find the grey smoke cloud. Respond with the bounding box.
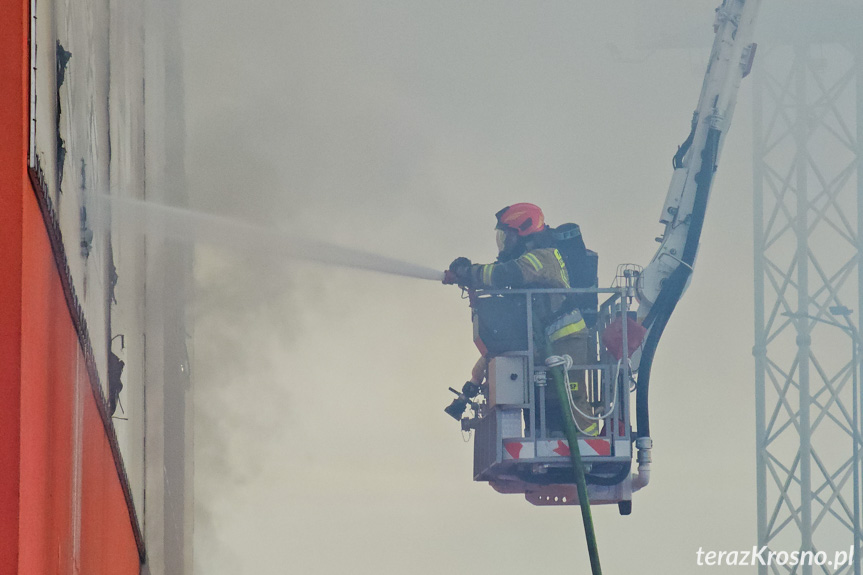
[179,0,860,573]
[180,2,742,573]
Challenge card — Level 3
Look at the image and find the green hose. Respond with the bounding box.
[546,343,603,575]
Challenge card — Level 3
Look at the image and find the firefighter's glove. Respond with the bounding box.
[445,257,472,286]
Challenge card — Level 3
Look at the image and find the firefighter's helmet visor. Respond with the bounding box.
[496,229,508,252]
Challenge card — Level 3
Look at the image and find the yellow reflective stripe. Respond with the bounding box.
[582,423,598,436]
[481,264,494,285]
[523,253,542,272]
[553,249,570,287]
[549,319,587,342]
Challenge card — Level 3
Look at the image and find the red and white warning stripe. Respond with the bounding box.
[502,438,613,460]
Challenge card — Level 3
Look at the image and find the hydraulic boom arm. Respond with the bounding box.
[634,0,762,438]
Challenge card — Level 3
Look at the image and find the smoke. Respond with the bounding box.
[167,1,863,573]
[93,195,444,281]
[175,2,773,574]
[175,2,604,572]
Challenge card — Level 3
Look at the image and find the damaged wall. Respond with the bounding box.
[21,0,194,571]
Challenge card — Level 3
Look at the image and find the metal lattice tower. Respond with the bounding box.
[753,38,863,575]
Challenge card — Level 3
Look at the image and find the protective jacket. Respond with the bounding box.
[465,247,569,290]
[465,246,569,320]
[467,244,594,434]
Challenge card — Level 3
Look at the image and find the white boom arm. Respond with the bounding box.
[637,0,762,316]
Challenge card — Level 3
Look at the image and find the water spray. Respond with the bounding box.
[91,195,444,282]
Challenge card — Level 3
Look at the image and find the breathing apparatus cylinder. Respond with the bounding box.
[552,223,599,321]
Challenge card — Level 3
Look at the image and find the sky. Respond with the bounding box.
[179,1,861,573]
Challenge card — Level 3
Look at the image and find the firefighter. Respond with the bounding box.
[443,203,597,435]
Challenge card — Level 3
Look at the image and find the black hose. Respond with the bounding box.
[516,463,631,487]
[586,464,632,486]
[637,127,721,439]
[673,116,698,169]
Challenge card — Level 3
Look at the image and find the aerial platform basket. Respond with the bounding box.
[464,287,651,515]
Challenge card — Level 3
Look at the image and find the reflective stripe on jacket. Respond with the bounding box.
[467,247,570,291]
[545,309,587,342]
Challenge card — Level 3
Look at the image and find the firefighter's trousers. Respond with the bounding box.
[547,331,596,435]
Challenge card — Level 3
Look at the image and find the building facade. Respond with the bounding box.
[1,0,193,572]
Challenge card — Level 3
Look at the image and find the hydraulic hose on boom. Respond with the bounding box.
[638,129,720,438]
[634,0,762,439]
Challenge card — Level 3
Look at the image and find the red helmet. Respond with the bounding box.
[495,203,545,236]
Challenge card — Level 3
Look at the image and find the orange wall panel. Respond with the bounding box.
[80,396,141,574]
[0,0,27,570]
[19,191,78,574]
[17,187,142,574]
